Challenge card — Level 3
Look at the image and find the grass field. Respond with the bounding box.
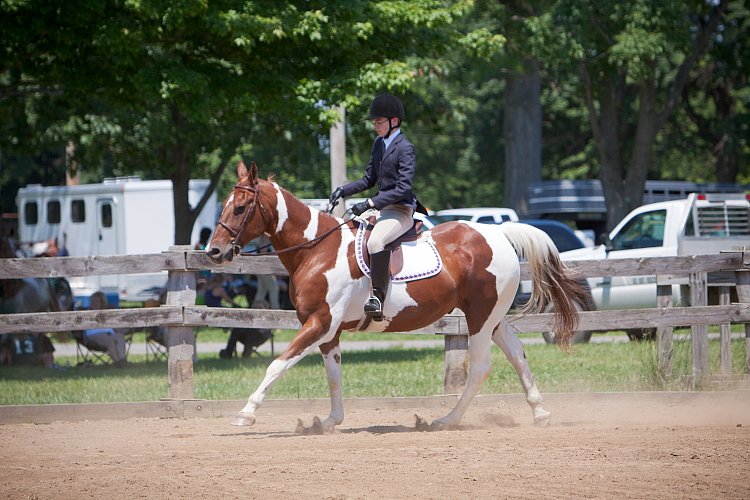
[0,335,746,406]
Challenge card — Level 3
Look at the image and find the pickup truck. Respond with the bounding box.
[559,192,750,339]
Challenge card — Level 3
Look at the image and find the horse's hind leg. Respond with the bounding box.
[492,321,550,426]
[430,329,493,430]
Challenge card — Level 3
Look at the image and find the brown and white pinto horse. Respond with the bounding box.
[207,161,587,431]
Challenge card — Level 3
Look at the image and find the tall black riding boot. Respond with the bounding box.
[364,250,391,321]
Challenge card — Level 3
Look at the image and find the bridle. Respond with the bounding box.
[218,182,267,254]
[217,180,356,257]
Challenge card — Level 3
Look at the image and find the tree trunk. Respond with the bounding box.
[170,105,196,246]
[583,1,726,231]
[171,143,195,246]
[503,60,541,215]
[582,67,629,229]
[65,141,79,186]
[620,75,659,221]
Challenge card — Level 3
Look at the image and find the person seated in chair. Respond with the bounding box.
[219,299,273,359]
[329,93,421,321]
[0,332,55,368]
[81,291,128,367]
[204,273,239,308]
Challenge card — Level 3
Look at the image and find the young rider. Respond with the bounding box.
[328,93,418,320]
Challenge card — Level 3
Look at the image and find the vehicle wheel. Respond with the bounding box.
[625,327,656,341]
[542,300,593,344]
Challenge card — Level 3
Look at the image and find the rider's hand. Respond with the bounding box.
[328,187,344,207]
[350,200,371,216]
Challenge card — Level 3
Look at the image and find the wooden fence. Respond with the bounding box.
[1,247,749,397]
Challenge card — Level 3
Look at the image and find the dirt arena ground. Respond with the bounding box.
[2,391,749,499]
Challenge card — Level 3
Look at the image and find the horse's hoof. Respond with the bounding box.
[534,412,551,427]
[428,419,453,432]
[231,413,256,426]
[311,416,324,435]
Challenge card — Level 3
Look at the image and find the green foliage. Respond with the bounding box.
[1,0,748,220]
[0,0,474,226]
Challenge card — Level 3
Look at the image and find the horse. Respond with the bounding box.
[206,161,588,431]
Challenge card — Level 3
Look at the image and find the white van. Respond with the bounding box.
[16,177,217,305]
[435,207,519,224]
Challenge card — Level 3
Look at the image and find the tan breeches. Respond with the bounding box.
[367,204,414,254]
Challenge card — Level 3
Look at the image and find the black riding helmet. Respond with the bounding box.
[368,93,404,138]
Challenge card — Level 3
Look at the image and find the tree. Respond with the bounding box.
[2,0,482,242]
[528,0,730,228]
[678,1,750,184]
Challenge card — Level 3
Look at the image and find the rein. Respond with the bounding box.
[240,218,354,257]
[220,182,355,257]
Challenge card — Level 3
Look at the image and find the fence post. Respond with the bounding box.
[735,249,750,374]
[655,284,674,377]
[719,286,732,376]
[444,334,468,393]
[689,272,709,387]
[165,246,197,400]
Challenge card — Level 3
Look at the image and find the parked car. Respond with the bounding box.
[435,207,519,225]
[517,219,586,253]
[414,212,440,230]
[560,192,750,340]
[511,219,595,344]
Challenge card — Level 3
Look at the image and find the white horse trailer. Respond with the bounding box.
[16,178,217,306]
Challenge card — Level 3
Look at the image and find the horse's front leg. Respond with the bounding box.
[233,315,331,427]
[492,321,550,426]
[318,335,344,432]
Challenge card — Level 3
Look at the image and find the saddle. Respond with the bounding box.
[360,216,422,273]
[355,217,442,282]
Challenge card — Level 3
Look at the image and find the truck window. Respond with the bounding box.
[24,202,38,225]
[476,216,494,224]
[612,210,666,251]
[71,199,85,223]
[101,203,113,228]
[47,200,61,224]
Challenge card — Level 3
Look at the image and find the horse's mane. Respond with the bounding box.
[258,175,352,230]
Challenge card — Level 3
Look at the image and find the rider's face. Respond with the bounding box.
[370,117,390,137]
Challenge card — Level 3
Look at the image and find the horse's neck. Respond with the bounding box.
[264,184,344,270]
[0,279,24,299]
[0,239,24,300]
[1,278,53,312]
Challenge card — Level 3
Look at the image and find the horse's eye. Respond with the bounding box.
[234,205,246,216]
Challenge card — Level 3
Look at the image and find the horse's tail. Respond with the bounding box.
[498,222,588,348]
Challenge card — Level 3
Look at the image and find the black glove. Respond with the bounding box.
[350,200,371,216]
[328,187,344,208]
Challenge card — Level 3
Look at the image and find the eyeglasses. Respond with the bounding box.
[370,118,388,126]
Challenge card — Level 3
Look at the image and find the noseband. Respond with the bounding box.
[218,183,267,254]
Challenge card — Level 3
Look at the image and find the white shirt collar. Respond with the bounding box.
[383,128,401,150]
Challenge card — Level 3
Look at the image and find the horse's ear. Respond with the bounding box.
[249,161,259,183]
[237,161,248,179]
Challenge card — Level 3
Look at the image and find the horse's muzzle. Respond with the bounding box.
[205,245,234,264]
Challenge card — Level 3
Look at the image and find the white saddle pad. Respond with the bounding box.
[354,221,443,282]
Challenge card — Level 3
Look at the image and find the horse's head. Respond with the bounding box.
[206,160,269,264]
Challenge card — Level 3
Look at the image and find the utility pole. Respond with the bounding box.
[329,105,347,217]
